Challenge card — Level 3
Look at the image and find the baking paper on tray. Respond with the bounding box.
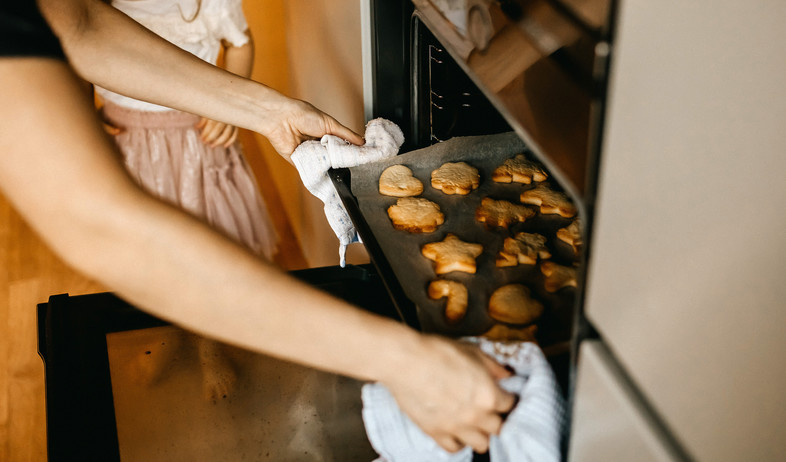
[349,132,576,341]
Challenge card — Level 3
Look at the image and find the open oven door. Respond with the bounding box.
[37,264,396,462]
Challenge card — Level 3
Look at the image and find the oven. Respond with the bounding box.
[358,1,786,462]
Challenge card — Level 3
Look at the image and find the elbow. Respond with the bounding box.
[38,182,154,286]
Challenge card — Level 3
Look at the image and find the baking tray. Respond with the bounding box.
[331,132,578,348]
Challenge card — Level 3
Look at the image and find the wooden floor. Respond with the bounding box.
[0,131,305,461]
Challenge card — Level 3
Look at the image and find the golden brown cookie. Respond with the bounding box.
[387,197,445,233]
[491,153,548,184]
[428,279,469,324]
[421,233,484,274]
[379,164,424,197]
[475,197,535,229]
[541,261,578,292]
[556,219,582,255]
[488,284,544,325]
[520,184,577,218]
[496,232,551,267]
[431,161,480,195]
[482,324,539,343]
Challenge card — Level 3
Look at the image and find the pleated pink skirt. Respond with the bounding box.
[102,102,279,260]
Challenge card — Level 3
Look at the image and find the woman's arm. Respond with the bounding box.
[198,31,256,147]
[0,57,514,453]
[37,0,363,157]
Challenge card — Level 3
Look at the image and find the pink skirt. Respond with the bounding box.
[102,102,279,260]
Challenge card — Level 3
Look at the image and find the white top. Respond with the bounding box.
[96,0,249,112]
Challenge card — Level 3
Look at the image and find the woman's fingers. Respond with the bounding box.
[433,435,463,453]
[197,119,239,147]
[493,386,517,414]
[456,428,492,454]
[476,411,504,436]
[324,116,364,146]
[479,352,514,381]
[102,121,122,136]
[212,125,236,148]
[224,127,239,147]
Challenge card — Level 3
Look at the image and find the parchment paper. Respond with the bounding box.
[349,132,577,344]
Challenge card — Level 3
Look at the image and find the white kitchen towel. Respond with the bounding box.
[291,118,404,266]
[361,340,566,462]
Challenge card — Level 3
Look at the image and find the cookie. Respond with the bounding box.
[496,232,551,267]
[520,183,577,218]
[431,161,480,195]
[387,197,445,233]
[556,219,582,255]
[482,324,538,343]
[491,153,548,184]
[541,261,578,292]
[475,197,535,229]
[421,233,484,274]
[428,279,469,324]
[379,164,424,197]
[487,284,544,325]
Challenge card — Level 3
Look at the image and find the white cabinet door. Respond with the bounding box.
[583,1,786,460]
[568,341,679,462]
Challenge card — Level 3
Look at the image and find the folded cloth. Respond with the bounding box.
[291,118,404,266]
[361,339,566,462]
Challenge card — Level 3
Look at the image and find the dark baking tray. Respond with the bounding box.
[331,132,578,348]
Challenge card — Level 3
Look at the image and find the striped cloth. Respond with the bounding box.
[361,339,566,462]
[291,118,404,266]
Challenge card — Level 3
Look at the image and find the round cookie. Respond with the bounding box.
[488,284,544,325]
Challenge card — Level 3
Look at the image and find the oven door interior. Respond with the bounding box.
[37,264,394,462]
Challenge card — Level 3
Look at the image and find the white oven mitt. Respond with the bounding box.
[291,118,404,266]
[361,339,566,462]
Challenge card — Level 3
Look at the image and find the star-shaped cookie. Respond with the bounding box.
[421,233,484,274]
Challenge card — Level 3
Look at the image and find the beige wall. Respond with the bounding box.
[245,0,369,268]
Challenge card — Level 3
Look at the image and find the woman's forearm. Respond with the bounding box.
[38,0,285,137]
[38,0,363,155]
[0,58,416,385]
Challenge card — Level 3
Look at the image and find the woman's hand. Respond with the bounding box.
[196,117,239,148]
[262,97,364,161]
[382,335,516,454]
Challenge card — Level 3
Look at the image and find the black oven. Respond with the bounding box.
[363,0,615,407]
[360,0,612,458]
[360,2,786,462]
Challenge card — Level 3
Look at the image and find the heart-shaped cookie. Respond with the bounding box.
[379,164,423,197]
